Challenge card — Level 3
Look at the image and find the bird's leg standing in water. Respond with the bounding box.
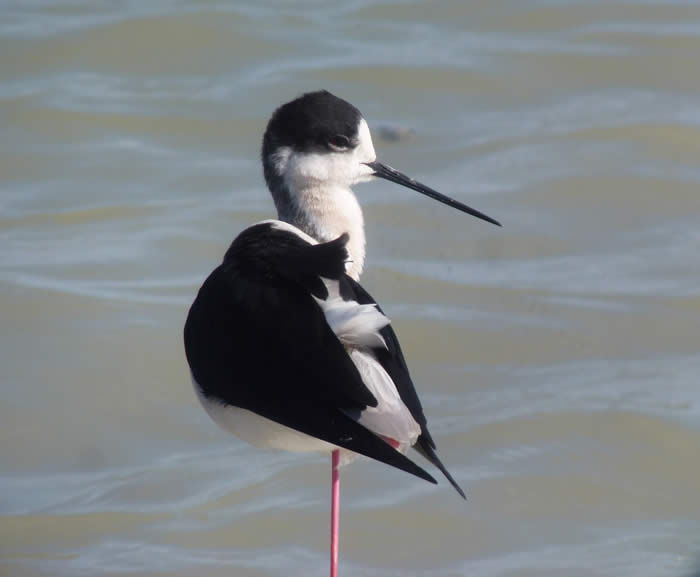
[330,449,340,577]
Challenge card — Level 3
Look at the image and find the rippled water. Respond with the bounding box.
[2,1,700,576]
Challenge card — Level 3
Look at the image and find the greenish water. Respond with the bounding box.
[1,1,700,576]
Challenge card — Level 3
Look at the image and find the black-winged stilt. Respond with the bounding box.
[184,90,500,576]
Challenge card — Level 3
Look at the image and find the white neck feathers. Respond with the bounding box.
[266,118,377,281]
[282,183,366,281]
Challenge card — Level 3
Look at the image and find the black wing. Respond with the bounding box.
[338,275,466,499]
[184,224,437,486]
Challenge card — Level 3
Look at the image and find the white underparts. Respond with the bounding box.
[193,374,338,453]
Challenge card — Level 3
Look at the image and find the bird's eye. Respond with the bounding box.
[327,134,351,151]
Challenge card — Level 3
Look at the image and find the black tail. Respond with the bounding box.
[415,435,466,499]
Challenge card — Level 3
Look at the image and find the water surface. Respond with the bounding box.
[2,1,700,576]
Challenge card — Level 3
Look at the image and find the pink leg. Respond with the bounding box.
[330,449,340,577]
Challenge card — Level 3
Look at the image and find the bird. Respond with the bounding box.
[183,90,500,576]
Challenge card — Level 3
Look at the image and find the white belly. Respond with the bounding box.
[193,375,338,453]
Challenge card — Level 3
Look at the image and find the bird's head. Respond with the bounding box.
[262,90,376,195]
[262,90,501,227]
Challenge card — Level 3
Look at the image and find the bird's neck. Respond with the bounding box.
[277,183,366,281]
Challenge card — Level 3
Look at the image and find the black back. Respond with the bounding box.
[184,223,438,486]
[185,224,372,409]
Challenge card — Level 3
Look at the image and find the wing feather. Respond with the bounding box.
[184,224,437,486]
[337,275,466,499]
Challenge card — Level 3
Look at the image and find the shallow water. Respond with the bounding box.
[2,1,700,576]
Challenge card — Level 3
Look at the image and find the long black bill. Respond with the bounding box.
[365,161,501,227]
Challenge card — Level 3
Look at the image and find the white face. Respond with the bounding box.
[272,118,377,192]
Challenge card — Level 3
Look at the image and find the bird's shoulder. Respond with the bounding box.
[183,221,376,411]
